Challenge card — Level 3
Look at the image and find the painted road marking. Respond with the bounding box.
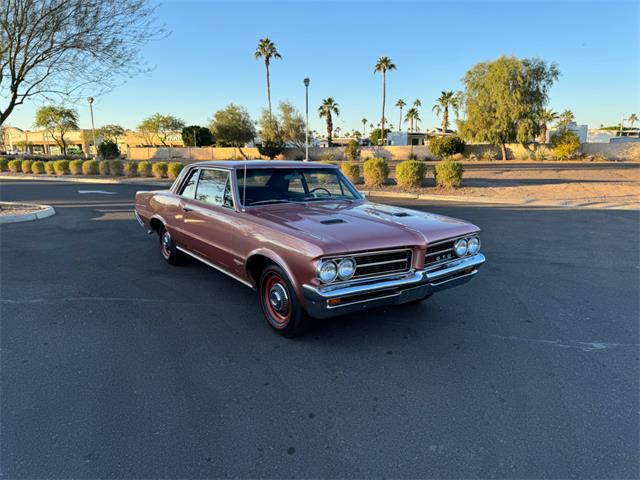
[77,190,117,195]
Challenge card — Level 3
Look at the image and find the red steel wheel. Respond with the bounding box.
[258,265,310,337]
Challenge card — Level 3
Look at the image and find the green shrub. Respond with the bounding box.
[396,160,426,188]
[123,162,138,177]
[82,160,99,175]
[434,160,464,188]
[591,153,608,162]
[344,140,360,161]
[481,149,497,161]
[429,135,465,159]
[69,160,84,175]
[44,161,55,175]
[0,157,9,171]
[98,160,110,175]
[110,160,124,176]
[21,159,33,173]
[167,162,184,180]
[8,159,21,172]
[258,139,285,159]
[97,140,120,160]
[533,148,548,161]
[341,162,360,184]
[468,153,479,161]
[54,160,69,175]
[31,161,46,174]
[151,162,168,178]
[363,157,389,187]
[551,131,580,160]
[138,161,152,177]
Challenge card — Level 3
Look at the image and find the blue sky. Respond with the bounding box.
[7,0,639,133]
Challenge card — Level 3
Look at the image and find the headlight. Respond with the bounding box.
[317,260,338,283]
[337,258,355,280]
[467,236,480,254]
[454,238,468,257]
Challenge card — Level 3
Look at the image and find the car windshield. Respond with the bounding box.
[236,167,361,206]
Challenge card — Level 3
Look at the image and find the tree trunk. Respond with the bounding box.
[266,63,272,118]
[442,107,449,134]
[380,72,386,145]
[327,114,333,147]
[538,124,547,144]
[500,142,508,161]
[399,107,402,132]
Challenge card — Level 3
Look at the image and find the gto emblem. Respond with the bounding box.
[436,253,452,261]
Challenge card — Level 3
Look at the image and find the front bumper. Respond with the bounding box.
[303,253,486,319]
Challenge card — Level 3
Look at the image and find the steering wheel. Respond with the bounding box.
[309,187,332,197]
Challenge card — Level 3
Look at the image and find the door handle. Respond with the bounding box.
[182,206,193,212]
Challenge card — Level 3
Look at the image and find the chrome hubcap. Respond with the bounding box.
[162,232,171,251]
[269,283,289,314]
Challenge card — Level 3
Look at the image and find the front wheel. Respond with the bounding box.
[259,265,309,337]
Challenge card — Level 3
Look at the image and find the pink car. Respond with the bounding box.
[135,161,485,337]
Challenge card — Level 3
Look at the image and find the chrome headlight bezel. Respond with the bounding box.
[316,260,338,283]
[467,236,481,254]
[337,257,356,280]
[454,238,468,257]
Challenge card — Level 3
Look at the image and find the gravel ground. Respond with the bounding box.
[0,202,45,216]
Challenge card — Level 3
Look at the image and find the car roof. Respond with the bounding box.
[186,160,337,170]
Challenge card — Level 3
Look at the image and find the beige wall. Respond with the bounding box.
[581,142,640,161]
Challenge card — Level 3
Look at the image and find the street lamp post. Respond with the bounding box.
[87,97,97,158]
[304,77,310,161]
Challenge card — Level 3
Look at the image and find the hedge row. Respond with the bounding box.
[359,157,463,188]
[0,159,184,179]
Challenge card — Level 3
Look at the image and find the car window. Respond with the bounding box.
[196,169,234,208]
[180,169,200,198]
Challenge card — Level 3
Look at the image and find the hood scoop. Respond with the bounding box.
[320,218,346,225]
[392,212,411,217]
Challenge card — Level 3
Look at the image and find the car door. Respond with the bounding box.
[172,167,201,248]
[180,168,235,268]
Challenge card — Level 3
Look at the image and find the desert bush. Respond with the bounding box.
[123,162,138,177]
[344,140,360,161]
[8,159,21,172]
[54,160,69,175]
[533,148,549,161]
[82,160,99,175]
[0,157,9,171]
[98,160,110,175]
[429,135,465,159]
[97,140,120,160]
[468,153,479,161]
[167,162,184,180]
[69,160,84,175]
[341,162,360,184]
[516,148,533,160]
[44,161,55,175]
[322,152,336,162]
[21,159,33,173]
[396,160,426,188]
[31,161,46,174]
[138,161,153,177]
[363,157,389,187]
[152,162,168,178]
[551,131,580,160]
[110,160,124,176]
[590,153,608,162]
[434,160,464,188]
[481,149,498,161]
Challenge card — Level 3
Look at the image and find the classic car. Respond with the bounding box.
[135,161,486,337]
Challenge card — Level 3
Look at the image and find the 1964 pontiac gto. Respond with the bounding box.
[135,161,486,337]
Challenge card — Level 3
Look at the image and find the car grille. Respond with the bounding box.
[351,249,413,280]
[425,238,457,267]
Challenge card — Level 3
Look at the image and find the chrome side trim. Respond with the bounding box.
[176,246,254,289]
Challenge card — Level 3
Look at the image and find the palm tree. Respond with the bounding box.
[537,109,559,144]
[412,99,422,131]
[404,107,420,132]
[373,56,396,145]
[318,97,340,146]
[254,38,282,119]
[628,113,638,128]
[432,91,462,134]
[361,118,367,137]
[395,99,406,132]
[557,109,575,128]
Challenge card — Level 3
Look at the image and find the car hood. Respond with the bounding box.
[247,200,479,255]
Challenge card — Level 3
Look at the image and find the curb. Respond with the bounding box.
[360,190,515,205]
[0,174,171,186]
[0,204,56,224]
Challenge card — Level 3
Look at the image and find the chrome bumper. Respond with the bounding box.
[303,253,486,319]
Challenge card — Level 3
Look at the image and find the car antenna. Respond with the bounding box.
[242,161,247,212]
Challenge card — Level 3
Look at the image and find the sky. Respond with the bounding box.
[6,0,640,134]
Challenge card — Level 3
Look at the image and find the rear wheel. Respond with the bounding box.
[259,265,309,337]
[158,224,181,265]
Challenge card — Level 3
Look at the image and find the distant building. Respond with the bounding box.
[548,122,588,144]
[386,131,428,146]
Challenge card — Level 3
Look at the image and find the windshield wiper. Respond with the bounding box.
[299,195,353,203]
[247,199,291,206]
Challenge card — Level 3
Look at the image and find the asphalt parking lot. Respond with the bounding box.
[1,180,638,479]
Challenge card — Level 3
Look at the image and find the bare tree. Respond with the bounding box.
[0,0,165,126]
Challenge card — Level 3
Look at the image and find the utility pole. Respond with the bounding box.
[87,97,97,158]
[304,77,310,161]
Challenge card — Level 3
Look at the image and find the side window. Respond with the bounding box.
[180,169,200,199]
[196,169,234,208]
